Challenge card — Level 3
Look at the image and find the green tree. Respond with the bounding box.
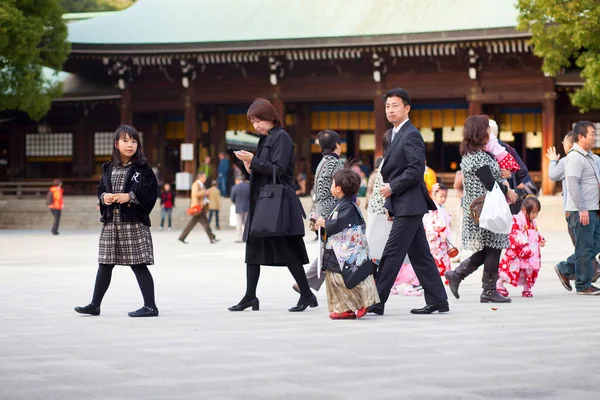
[60,0,135,13]
[517,0,600,112]
[0,0,70,120]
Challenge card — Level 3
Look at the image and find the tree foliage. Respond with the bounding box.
[517,0,600,112]
[0,0,70,120]
[60,0,135,13]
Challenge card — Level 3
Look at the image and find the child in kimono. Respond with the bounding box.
[315,168,379,320]
[497,196,545,298]
[423,183,453,281]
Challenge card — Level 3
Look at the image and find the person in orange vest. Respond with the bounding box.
[423,162,437,194]
[47,179,64,235]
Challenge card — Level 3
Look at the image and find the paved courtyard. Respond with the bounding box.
[0,222,598,399]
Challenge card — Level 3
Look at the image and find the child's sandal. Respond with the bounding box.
[497,287,509,297]
[522,290,533,298]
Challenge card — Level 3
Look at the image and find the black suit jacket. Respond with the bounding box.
[380,120,436,217]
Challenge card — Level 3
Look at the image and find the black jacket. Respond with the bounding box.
[244,126,305,241]
[380,121,436,217]
[322,196,363,273]
[98,160,158,227]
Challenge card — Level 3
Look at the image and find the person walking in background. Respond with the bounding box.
[548,131,600,286]
[232,162,245,181]
[74,124,159,318]
[199,156,212,180]
[497,196,545,298]
[294,129,344,294]
[554,121,600,295]
[444,115,518,304]
[206,180,222,230]
[230,177,250,243]
[178,173,219,244]
[217,152,231,197]
[229,98,315,312]
[47,179,63,235]
[159,182,175,231]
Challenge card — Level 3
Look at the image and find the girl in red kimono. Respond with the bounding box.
[497,196,546,298]
[423,183,453,280]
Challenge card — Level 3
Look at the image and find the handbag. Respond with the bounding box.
[469,195,485,225]
[249,165,288,237]
[479,182,512,234]
[186,204,203,216]
[229,204,237,227]
[446,239,459,258]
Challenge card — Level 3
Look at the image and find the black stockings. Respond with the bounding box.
[91,263,156,308]
[242,262,312,302]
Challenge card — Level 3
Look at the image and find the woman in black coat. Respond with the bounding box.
[229,98,316,312]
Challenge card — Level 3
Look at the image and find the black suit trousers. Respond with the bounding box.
[376,215,448,305]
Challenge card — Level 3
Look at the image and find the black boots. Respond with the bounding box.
[480,271,511,303]
[74,303,100,316]
[444,258,479,299]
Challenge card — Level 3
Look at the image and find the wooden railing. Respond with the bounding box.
[0,182,52,198]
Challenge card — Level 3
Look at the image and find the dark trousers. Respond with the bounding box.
[208,210,220,228]
[558,211,600,291]
[50,209,61,234]
[376,215,448,305]
[179,211,215,242]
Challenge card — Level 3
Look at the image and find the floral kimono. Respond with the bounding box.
[422,203,452,277]
[321,196,379,315]
[498,211,543,290]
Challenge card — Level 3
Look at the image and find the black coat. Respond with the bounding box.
[98,160,158,227]
[380,121,436,217]
[322,196,363,273]
[244,126,308,266]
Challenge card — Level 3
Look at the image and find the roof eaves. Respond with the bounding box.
[70,27,531,55]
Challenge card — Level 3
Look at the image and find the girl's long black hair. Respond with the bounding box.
[111,124,146,165]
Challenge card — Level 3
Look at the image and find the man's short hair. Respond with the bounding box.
[332,168,361,197]
[564,130,575,144]
[197,172,206,179]
[317,130,340,155]
[573,121,595,141]
[383,87,411,107]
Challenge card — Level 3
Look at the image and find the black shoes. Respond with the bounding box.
[289,294,318,312]
[210,238,221,244]
[128,306,159,317]
[410,301,450,314]
[178,238,188,244]
[228,298,260,311]
[367,303,385,316]
[74,303,100,316]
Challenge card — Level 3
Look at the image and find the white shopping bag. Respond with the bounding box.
[229,204,237,227]
[479,182,512,234]
[317,226,322,279]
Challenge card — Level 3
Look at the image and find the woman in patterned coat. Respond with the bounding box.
[444,115,518,303]
[75,125,159,318]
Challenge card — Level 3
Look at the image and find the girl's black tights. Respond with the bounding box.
[91,263,156,308]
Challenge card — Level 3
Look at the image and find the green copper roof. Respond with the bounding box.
[67,0,521,48]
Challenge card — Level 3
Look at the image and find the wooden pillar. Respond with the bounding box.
[468,83,483,116]
[183,87,197,175]
[542,78,557,195]
[272,96,285,126]
[120,86,133,125]
[7,124,26,178]
[209,107,226,178]
[72,116,94,178]
[374,89,387,158]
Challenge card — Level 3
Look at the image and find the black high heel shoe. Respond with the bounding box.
[289,294,318,312]
[228,298,259,311]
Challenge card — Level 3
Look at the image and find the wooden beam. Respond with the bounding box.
[374,85,387,158]
[120,86,132,125]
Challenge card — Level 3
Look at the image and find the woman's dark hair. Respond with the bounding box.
[246,98,282,127]
[332,168,361,196]
[374,156,384,170]
[112,124,145,165]
[317,129,340,154]
[460,115,490,156]
[522,196,541,220]
[382,129,392,153]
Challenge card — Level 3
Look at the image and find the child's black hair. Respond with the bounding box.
[332,168,361,196]
[521,196,541,220]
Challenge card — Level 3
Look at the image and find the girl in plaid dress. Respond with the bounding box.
[75,125,159,318]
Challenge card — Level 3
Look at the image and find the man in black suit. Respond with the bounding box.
[369,88,449,315]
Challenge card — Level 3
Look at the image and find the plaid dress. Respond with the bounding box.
[98,163,154,266]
